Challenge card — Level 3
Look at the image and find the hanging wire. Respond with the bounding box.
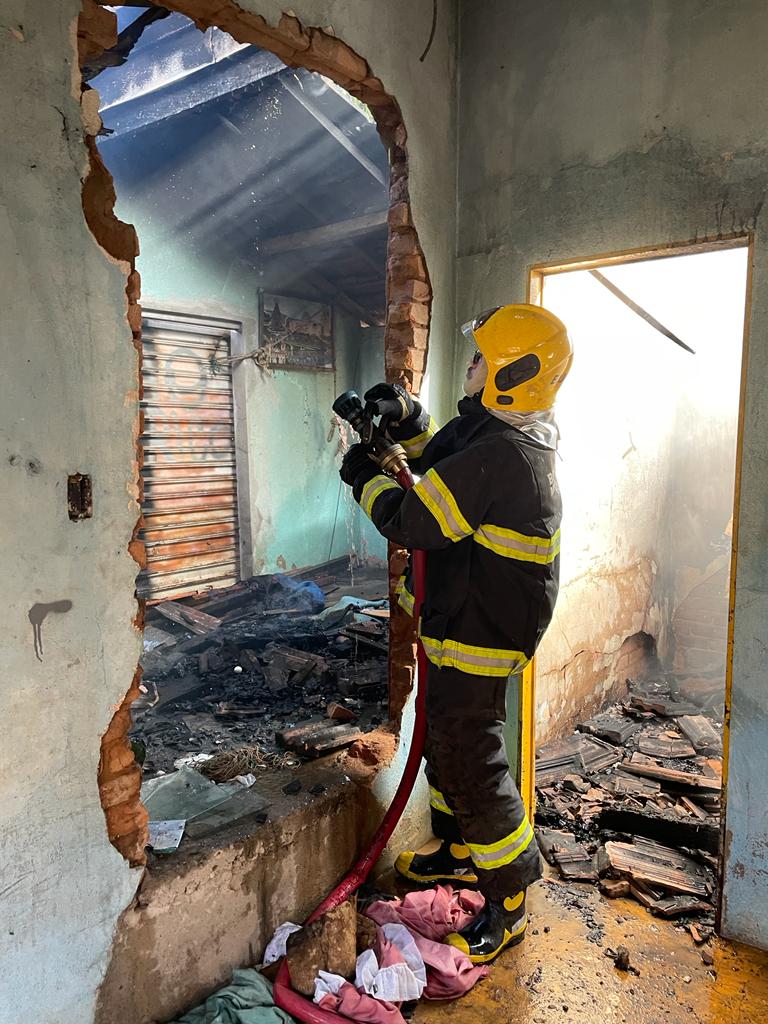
[419,0,438,62]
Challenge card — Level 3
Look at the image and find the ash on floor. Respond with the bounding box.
[132,558,391,777]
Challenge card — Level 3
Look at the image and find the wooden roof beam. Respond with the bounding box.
[260,210,387,255]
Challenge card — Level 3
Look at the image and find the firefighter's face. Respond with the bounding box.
[464,350,487,396]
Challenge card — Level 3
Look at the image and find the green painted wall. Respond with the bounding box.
[123,208,387,574]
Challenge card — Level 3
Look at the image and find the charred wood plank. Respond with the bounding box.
[599,805,720,854]
[676,715,723,755]
[605,838,712,897]
[154,600,222,635]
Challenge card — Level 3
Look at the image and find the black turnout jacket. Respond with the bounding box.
[352,395,562,678]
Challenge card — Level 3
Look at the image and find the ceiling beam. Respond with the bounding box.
[99,45,284,138]
[260,210,387,255]
[589,270,696,355]
[280,77,387,187]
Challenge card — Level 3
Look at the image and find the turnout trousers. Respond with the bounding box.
[423,663,542,900]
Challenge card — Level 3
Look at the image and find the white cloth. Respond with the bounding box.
[355,923,427,1003]
[313,971,347,1003]
[262,921,302,966]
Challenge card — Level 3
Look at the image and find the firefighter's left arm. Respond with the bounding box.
[352,445,489,550]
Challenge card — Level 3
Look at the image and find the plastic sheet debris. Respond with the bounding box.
[148,819,185,853]
[141,766,247,822]
[266,575,325,614]
[318,596,388,630]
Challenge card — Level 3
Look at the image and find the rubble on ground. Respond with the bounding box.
[535,674,723,933]
[132,558,390,776]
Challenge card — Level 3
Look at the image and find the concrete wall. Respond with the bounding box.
[0,3,455,1022]
[457,0,768,948]
[238,314,387,573]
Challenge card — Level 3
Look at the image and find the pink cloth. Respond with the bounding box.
[318,982,406,1024]
[411,932,489,1000]
[365,889,489,1001]
[366,885,485,941]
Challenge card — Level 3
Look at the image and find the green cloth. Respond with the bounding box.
[172,969,295,1024]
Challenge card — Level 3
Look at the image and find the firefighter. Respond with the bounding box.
[339,304,572,963]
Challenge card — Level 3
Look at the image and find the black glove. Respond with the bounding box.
[364,382,416,423]
[340,444,378,487]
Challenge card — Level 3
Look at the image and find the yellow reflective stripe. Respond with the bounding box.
[413,469,473,542]
[429,786,454,816]
[420,635,529,678]
[395,574,415,617]
[475,524,561,564]
[468,818,535,870]
[398,588,415,616]
[400,417,438,457]
[360,474,400,519]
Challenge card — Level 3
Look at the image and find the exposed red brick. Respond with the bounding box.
[82,138,139,262]
[391,279,432,304]
[388,229,421,261]
[388,201,413,232]
[386,323,429,351]
[388,253,428,284]
[307,29,368,82]
[77,0,117,63]
[386,346,427,376]
[388,301,430,327]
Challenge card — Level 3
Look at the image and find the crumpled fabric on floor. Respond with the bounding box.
[409,932,489,1000]
[314,971,406,1024]
[356,923,427,1002]
[365,884,485,941]
[262,921,302,966]
[171,968,293,1024]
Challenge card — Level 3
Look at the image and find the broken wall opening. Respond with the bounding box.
[79,0,430,871]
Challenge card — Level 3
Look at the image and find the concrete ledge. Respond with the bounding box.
[95,763,379,1024]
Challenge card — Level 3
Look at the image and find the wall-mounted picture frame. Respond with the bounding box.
[259,292,334,371]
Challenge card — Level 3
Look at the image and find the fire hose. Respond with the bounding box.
[273,391,430,1023]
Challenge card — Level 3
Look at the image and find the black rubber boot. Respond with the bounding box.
[445,892,527,963]
[395,840,478,885]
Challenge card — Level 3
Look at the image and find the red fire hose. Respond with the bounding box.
[274,464,428,1022]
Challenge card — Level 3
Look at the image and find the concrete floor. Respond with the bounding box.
[412,878,768,1024]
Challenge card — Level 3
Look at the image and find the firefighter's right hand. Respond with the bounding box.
[364,382,415,423]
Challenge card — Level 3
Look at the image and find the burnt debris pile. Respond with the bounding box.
[133,559,390,776]
[535,674,724,939]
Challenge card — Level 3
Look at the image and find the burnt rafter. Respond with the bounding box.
[259,210,387,255]
[82,6,172,82]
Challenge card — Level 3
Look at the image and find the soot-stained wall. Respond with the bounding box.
[457,0,768,948]
[0,3,456,1021]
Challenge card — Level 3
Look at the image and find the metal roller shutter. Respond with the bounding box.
[138,315,241,601]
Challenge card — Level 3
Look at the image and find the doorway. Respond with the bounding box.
[525,240,749,928]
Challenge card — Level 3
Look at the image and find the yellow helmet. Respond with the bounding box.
[461,304,572,413]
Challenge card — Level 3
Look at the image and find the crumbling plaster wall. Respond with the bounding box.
[0,3,456,1023]
[457,0,768,948]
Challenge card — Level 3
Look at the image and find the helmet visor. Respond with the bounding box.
[461,307,501,348]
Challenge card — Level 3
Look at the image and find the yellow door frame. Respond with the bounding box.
[521,233,752,831]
